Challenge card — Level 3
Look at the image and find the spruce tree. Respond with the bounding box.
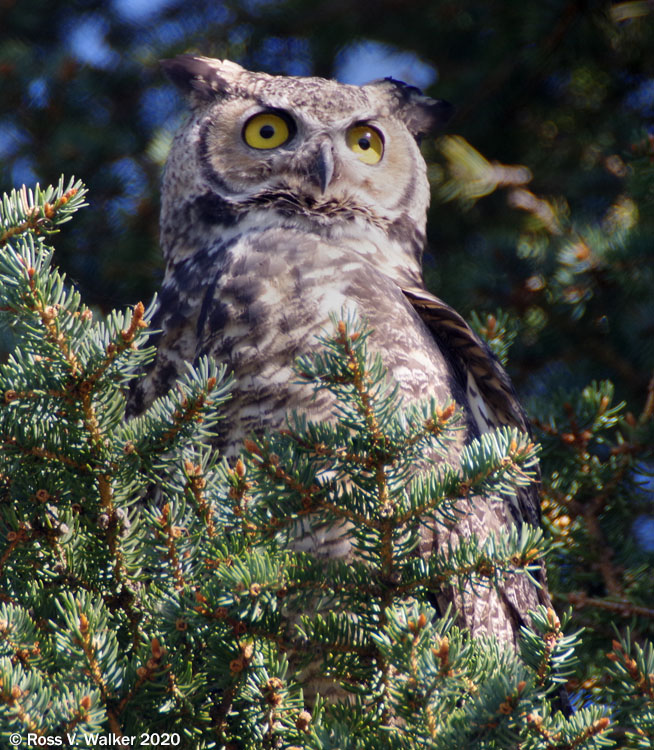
[2,178,651,748]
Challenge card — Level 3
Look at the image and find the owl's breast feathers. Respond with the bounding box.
[129,223,539,521]
[134,227,472,454]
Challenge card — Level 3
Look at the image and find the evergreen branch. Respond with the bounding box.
[606,629,654,701]
[0,665,40,734]
[396,428,539,530]
[116,638,168,716]
[152,503,187,590]
[566,592,654,621]
[183,457,216,537]
[469,310,518,368]
[83,301,148,390]
[225,456,259,538]
[296,611,377,657]
[0,178,87,248]
[244,436,324,520]
[0,605,45,670]
[61,694,97,739]
[53,593,124,735]
[415,523,547,594]
[519,607,581,694]
[0,524,38,579]
[526,709,614,750]
[0,433,89,471]
[123,356,230,460]
[22,254,82,375]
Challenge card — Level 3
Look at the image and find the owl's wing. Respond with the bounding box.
[402,286,541,527]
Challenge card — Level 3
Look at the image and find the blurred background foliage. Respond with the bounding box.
[1,0,654,697]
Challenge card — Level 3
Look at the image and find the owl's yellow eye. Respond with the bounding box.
[243,112,292,150]
[346,124,384,165]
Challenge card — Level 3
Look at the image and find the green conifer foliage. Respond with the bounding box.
[2,180,652,747]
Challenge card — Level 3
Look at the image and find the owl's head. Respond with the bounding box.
[160,55,450,264]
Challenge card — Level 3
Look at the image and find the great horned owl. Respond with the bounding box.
[128,54,551,649]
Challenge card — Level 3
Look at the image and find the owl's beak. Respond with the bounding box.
[312,140,335,194]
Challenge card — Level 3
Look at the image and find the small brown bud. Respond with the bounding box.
[175,618,188,631]
[296,710,312,732]
[229,657,244,674]
[436,402,456,421]
[151,638,163,659]
[546,608,560,629]
[80,695,92,710]
[574,242,590,261]
[79,614,89,633]
[243,439,260,456]
[594,717,610,732]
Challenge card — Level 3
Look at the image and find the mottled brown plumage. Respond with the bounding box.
[128,56,551,664]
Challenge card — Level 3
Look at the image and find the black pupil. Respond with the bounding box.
[260,124,275,139]
[358,136,371,150]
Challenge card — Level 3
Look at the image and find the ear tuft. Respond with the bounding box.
[368,77,453,140]
[160,55,238,102]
